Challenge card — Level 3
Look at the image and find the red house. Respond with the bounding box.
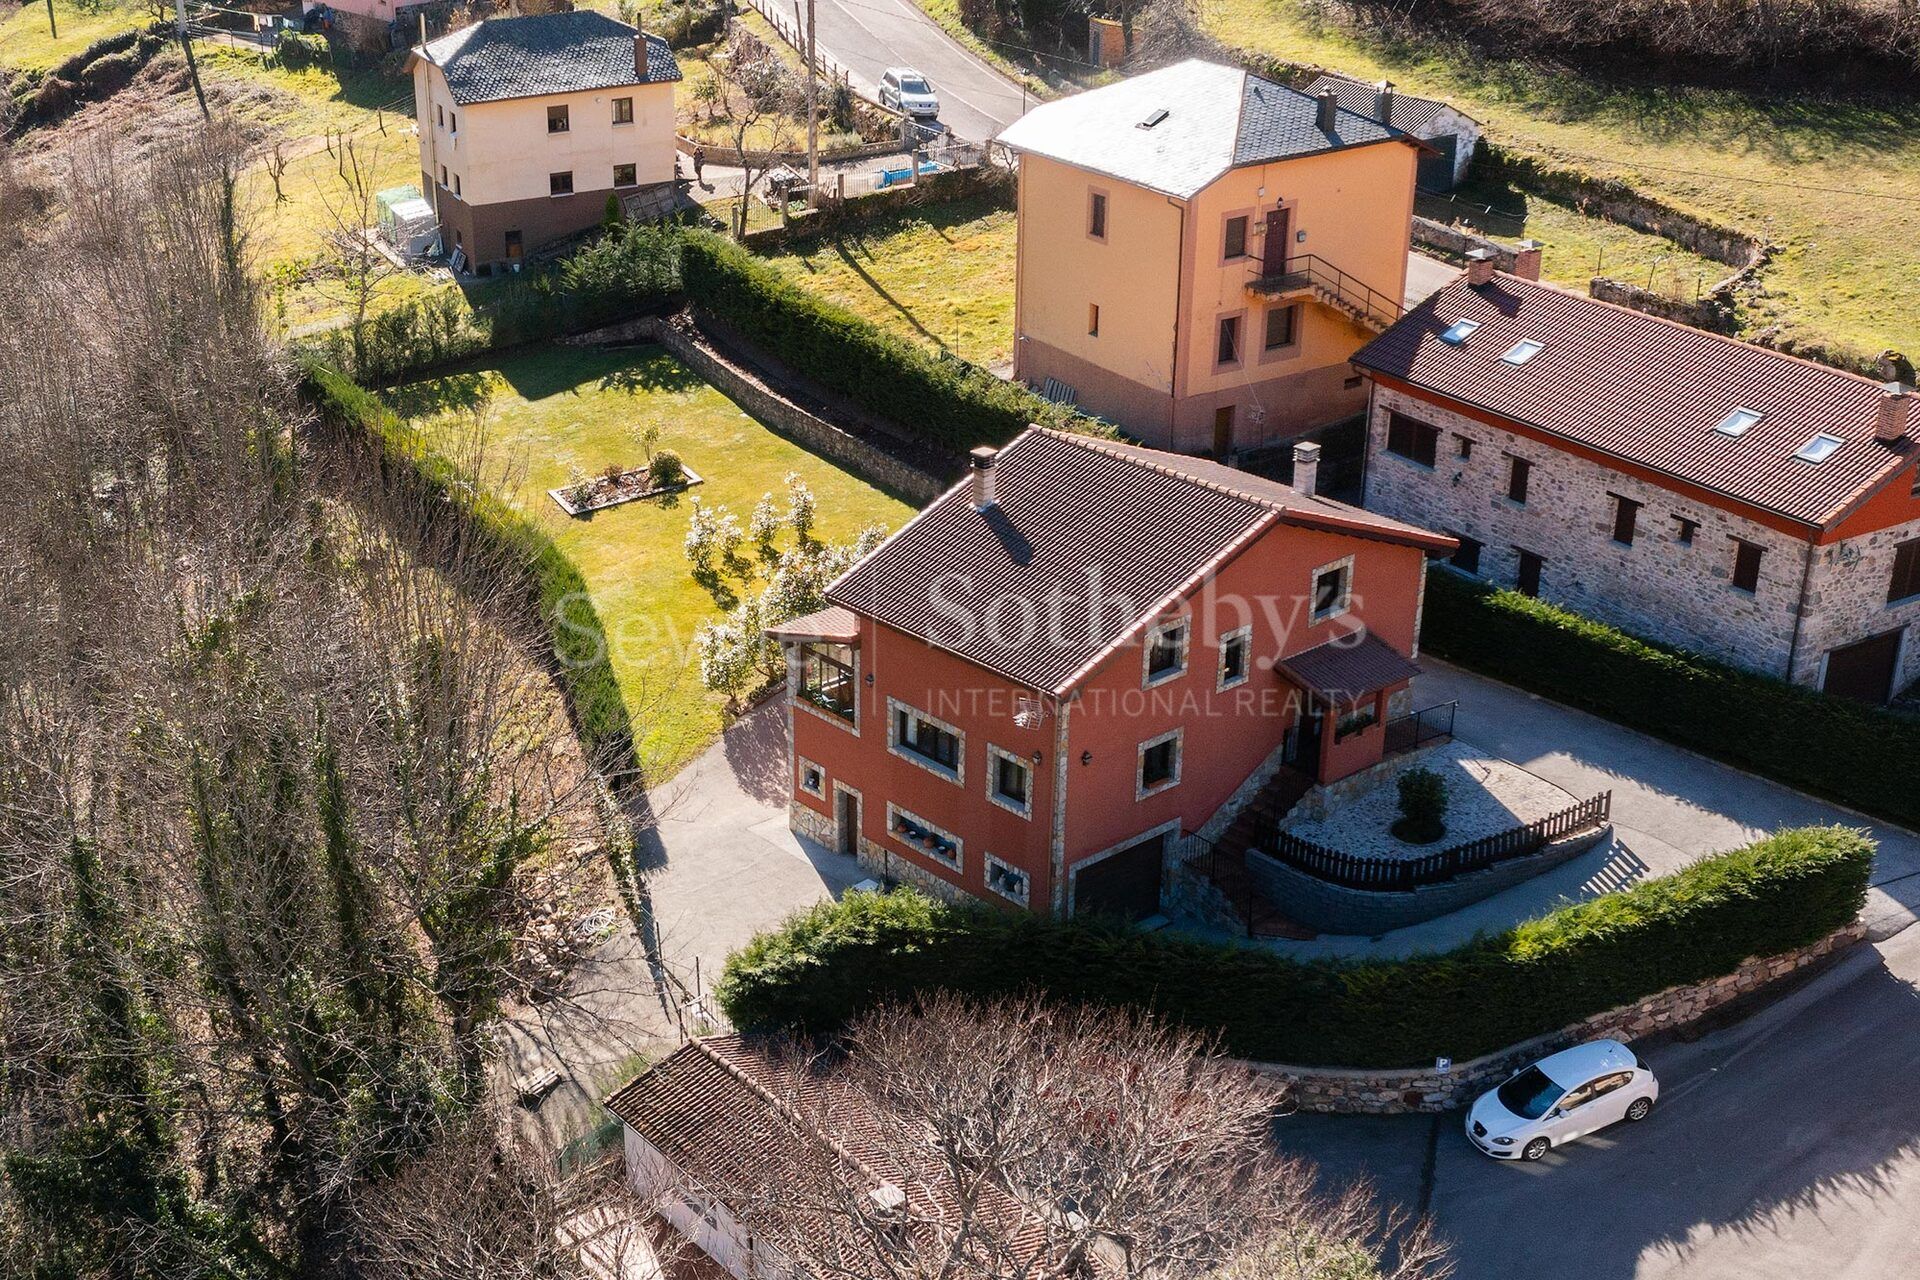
[768,428,1456,920]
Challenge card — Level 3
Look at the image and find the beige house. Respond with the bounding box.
[996,59,1424,456]
[409,10,680,272]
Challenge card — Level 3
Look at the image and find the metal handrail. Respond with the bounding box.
[1264,791,1612,893]
[1384,700,1457,756]
[1250,253,1403,329]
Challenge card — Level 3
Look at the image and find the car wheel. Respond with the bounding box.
[1626,1097,1653,1122]
[1521,1137,1550,1162]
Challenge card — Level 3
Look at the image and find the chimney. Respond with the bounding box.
[1513,239,1543,282]
[1315,88,1339,132]
[634,31,648,80]
[1292,440,1322,497]
[1877,382,1912,443]
[1464,248,1496,288]
[970,445,999,509]
[1374,79,1395,124]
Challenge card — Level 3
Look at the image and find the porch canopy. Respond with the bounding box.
[766,605,860,644]
[1277,632,1421,707]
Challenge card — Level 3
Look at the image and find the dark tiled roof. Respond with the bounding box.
[1277,633,1421,705]
[825,429,1451,693]
[1302,74,1457,133]
[1234,72,1399,166]
[418,11,680,106]
[766,605,860,642]
[1354,274,1919,528]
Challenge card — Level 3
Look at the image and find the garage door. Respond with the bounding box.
[1417,133,1459,191]
[1073,834,1166,921]
[1823,628,1905,704]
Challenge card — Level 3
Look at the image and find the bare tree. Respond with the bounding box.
[709,27,803,240]
[316,133,400,378]
[674,994,1451,1280]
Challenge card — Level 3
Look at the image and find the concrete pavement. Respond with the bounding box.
[1277,925,1920,1280]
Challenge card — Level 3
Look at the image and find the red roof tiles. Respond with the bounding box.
[1354,273,1919,528]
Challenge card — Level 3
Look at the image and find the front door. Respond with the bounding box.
[1283,705,1324,780]
[1823,628,1904,704]
[1073,834,1166,921]
[1516,549,1545,598]
[1262,207,1291,275]
[1212,405,1236,458]
[836,789,860,857]
[504,229,523,262]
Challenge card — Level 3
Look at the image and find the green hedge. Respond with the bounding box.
[716,826,1873,1068]
[299,357,635,775]
[1421,571,1920,828]
[679,230,1098,452]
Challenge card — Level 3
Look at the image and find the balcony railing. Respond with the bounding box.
[1384,701,1456,756]
[1264,791,1612,892]
[1249,253,1403,331]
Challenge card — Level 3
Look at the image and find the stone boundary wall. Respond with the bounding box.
[1410,216,1517,271]
[1246,825,1610,936]
[563,315,948,504]
[1250,921,1866,1113]
[742,165,1014,252]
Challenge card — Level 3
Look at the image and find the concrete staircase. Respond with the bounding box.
[1188,766,1317,939]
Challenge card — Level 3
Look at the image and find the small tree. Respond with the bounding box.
[684,497,722,575]
[783,470,816,545]
[1394,766,1450,845]
[749,491,781,555]
[647,447,685,490]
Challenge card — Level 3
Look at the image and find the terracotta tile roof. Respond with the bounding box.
[765,605,860,642]
[823,429,1451,694]
[1276,632,1421,705]
[1354,273,1920,528]
[416,12,680,106]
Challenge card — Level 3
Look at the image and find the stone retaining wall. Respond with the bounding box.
[1249,921,1865,1113]
[1246,825,1609,936]
[1410,217,1517,272]
[742,165,1014,252]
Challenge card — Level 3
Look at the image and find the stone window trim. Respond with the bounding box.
[1214,310,1247,371]
[1610,492,1642,547]
[1069,819,1180,916]
[983,852,1031,906]
[1731,537,1765,595]
[1504,453,1533,506]
[1257,303,1302,366]
[1219,206,1255,264]
[888,696,965,785]
[886,802,962,872]
[1454,433,1474,460]
[1217,625,1254,691]
[1310,554,1356,624]
[796,756,827,800]
[793,643,860,737]
[1142,617,1190,687]
[1672,513,1701,546]
[1136,728,1184,800]
[1087,187,1109,242]
[985,744,1035,819]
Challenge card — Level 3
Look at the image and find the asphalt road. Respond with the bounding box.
[790,0,1036,141]
[1277,926,1920,1280]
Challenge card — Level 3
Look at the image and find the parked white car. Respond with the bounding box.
[1466,1039,1657,1161]
[879,67,940,118]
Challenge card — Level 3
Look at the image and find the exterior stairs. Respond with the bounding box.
[1186,766,1317,939]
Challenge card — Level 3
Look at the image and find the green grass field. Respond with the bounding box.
[758,195,1018,368]
[1207,0,1920,361]
[0,0,146,72]
[388,343,914,776]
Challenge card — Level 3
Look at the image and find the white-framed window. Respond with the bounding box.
[1136,729,1183,799]
[889,698,964,784]
[886,803,961,871]
[984,853,1030,906]
[1310,556,1354,624]
[796,756,826,800]
[986,745,1033,818]
[1217,626,1252,690]
[1143,619,1188,686]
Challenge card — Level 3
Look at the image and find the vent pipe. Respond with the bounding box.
[1315,88,1339,132]
[1292,440,1321,497]
[1374,79,1394,123]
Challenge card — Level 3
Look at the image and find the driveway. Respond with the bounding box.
[751,0,1035,142]
[1277,924,1920,1280]
[1256,661,1920,958]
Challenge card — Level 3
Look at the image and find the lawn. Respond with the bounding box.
[1206,0,1920,362]
[758,194,1017,368]
[387,342,915,776]
[0,0,146,72]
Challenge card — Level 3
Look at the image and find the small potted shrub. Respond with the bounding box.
[648,448,687,491]
[1392,766,1449,845]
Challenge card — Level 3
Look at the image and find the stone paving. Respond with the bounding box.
[1284,738,1581,860]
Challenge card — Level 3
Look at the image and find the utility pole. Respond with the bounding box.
[173,0,210,121]
[802,0,819,200]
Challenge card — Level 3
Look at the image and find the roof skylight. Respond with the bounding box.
[1795,433,1844,464]
[1715,407,1764,437]
[1138,108,1170,130]
[1439,319,1481,345]
[1501,339,1545,365]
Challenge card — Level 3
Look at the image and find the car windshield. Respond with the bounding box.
[1496,1066,1564,1120]
[900,77,931,93]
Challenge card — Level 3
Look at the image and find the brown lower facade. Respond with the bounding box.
[426,176,622,270]
[1017,333,1366,455]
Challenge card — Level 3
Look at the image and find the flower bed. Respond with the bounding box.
[548,464,705,516]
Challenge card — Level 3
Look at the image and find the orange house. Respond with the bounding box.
[995,60,1424,457]
[768,428,1456,919]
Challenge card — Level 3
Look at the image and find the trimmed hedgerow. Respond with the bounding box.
[715,826,1873,1068]
[1420,570,1920,829]
[299,356,635,776]
[679,230,1100,451]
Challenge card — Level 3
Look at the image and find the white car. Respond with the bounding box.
[1466,1039,1657,1162]
[879,67,940,118]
